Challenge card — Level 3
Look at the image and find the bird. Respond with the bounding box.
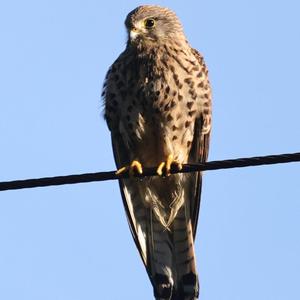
[102,5,212,300]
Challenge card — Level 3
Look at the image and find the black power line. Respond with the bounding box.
[0,152,299,192]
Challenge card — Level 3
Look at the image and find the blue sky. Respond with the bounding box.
[1,1,300,299]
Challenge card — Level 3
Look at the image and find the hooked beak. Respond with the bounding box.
[129,27,140,41]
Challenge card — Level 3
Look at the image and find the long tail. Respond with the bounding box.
[148,208,174,300]
[149,204,199,300]
[118,175,199,299]
[171,205,199,300]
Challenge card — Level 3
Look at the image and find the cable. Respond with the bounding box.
[0,152,299,192]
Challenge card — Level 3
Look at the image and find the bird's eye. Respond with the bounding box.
[144,18,155,29]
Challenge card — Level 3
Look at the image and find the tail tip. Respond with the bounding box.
[153,273,173,300]
[179,272,199,299]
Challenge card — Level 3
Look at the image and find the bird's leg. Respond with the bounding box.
[115,160,143,176]
[156,154,182,177]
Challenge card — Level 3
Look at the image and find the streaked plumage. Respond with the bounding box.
[102,5,212,300]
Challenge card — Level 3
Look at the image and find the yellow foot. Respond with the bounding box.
[156,154,182,176]
[115,160,143,176]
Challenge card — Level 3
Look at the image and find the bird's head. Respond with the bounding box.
[125,5,185,47]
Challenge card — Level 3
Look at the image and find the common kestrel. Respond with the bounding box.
[102,5,211,300]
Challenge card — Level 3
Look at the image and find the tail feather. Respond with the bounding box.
[148,210,174,299]
[119,177,200,299]
[172,205,199,300]
[149,205,199,300]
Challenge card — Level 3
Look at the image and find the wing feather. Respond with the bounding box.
[111,133,150,268]
[188,117,210,238]
[188,48,212,238]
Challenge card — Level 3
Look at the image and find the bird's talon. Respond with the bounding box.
[116,160,143,176]
[156,162,166,176]
[156,155,182,177]
[115,166,128,175]
[129,160,143,176]
[176,163,183,171]
[165,154,175,176]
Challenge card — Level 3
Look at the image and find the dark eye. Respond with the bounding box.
[144,18,155,29]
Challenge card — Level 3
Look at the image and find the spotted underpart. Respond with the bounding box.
[103,5,211,300]
[104,44,211,162]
